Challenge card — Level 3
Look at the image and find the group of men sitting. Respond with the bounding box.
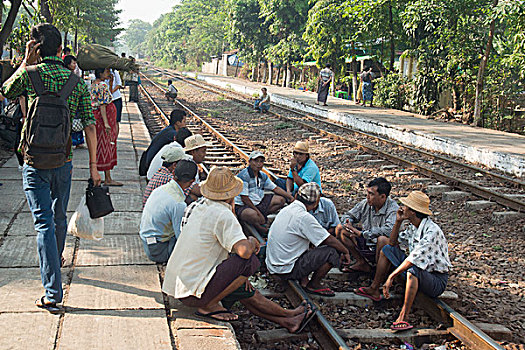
[139,108,452,333]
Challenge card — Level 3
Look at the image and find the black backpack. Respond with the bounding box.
[21,66,79,169]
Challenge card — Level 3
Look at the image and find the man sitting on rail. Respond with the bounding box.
[234,151,294,234]
[139,160,197,263]
[165,79,178,102]
[139,109,187,177]
[266,183,351,297]
[143,147,188,208]
[335,177,399,273]
[275,141,322,197]
[308,197,341,235]
[146,127,192,181]
[254,87,270,113]
[184,134,211,201]
[162,167,315,332]
[354,191,452,332]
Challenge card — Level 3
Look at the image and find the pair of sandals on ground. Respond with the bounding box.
[195,299,318,334]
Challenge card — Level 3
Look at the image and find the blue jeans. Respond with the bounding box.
[254,100,270,112]
[23,161,73,303]
[141,236,176,263]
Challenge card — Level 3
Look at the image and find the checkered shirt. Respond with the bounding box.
[142,166,174,207]
[1,56,95,160]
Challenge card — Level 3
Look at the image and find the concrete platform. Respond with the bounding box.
[183,71,525,177]
[0,99,239,350]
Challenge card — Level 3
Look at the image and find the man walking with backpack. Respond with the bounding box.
[1,23,101,313]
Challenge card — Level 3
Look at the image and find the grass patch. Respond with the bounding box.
[274,122,294,130]
[217,95,226,101]
[340,180,353,191]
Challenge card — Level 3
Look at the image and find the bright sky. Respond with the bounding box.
[117,0,176,26]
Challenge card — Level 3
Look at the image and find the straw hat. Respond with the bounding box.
[184,134,212,152]
[200,166,243,200]
[294,141,309,154]
[399,191,433,215]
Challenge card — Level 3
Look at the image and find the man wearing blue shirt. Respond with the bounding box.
[235,151,294,234]
[285,141,321,195]
[140,160,197,263]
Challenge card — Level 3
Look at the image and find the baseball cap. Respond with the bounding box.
[297,182,321,203]
[161,146,186,163]
[249,151,265,161]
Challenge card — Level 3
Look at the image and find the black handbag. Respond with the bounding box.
[86,179,114,219]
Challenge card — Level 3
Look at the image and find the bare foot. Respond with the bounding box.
[290,302,309,316]
[284,308,314,333]
[348,261,371,273]
[104,180,123,186]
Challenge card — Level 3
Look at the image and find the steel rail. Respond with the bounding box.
[150,66,525,212]
[140,69,505,350]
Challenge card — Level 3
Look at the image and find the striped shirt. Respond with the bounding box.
[320,68,333,82]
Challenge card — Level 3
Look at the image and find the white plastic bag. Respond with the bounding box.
[67,195,104,240]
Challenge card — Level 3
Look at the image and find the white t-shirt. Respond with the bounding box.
[147,142,185,180]
[162,198,247,299]
[266,200,330,274]
[106,69,122,101]
[168,84,177,93]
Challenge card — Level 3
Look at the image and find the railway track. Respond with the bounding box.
[138,68,509,350]
[145,64,525,214]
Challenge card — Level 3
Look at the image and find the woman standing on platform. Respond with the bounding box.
[361,67,374,107]
[316,64,333,106]
[90,68,122,186]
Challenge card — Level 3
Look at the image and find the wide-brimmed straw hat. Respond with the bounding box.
[200,166,243,200]
[294,141,309,154]
[184,134,212,152]
[399,191,433,215]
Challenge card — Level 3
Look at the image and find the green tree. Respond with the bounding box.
[123,19,152,57]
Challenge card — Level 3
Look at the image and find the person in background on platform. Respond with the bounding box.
[165,79,177,102]
[162,167,315,333]
[143,147,188,207]
[275,141,321,197]
[355,191,451,332]
[316,64,333,106]
[266,183,351,297]
[336,177,398,273]
[62,46,71,59]
[127,57,139,102]
[139,109,187,176]
[91,67,122,186]
[234,151,294,235]
[107,69,124,137]
[64,55,85,149]
[254,87,270,113]
[184,134,211,200]
[361,66,374,107]
[146,127,192,181]
[356,68,364,104]
[309,197,340,235]
[1,23,101,313]
[140,160,197,263]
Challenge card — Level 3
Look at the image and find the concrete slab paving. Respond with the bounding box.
[0,313,59,349]
[58,309,171,350]
[72,167,139,181]
[0,212,14,235]
[6,213,39,236]
[101,211,142,234]
[1,155,20,168]
[66,265,163,309]
[76,235,152,266]
[0,179,24,194]
[0,194,25,213]
[0,236,75,268]
[0,267,70,312]
[0,166,23,180]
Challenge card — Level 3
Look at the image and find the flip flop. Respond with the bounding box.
[340,266,370,274]
[294,304,317,333]
[35,296,61,314]
[305,287,336,297]
[194,310,238,322]
[104,181,123,187]
[390,321,413,332]
[354,287,382,302]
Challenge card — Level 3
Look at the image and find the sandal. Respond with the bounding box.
[390,321,413,332]
[354,287,381,302]
[35,296,61,314]
[194,310,238,322]
[305,287,336,297]
[293,304,317,333]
